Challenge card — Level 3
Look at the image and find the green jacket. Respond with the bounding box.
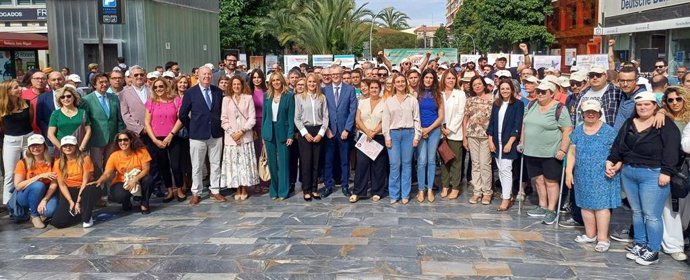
[80,91,126,147]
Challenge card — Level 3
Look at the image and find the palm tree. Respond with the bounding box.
[376,7,411,30]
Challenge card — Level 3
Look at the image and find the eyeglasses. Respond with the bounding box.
[570,81,583,87]
[588,73,604,79]
[117,138,130,143]
[32,77,47,81]
[60,95,73,100]
[133,73,145,77]
[655,65,665,69]
[377,73,388,77]
[667,97,684,104]
[619,79,636,85]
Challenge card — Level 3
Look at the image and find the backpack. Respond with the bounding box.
[527,99,564,122]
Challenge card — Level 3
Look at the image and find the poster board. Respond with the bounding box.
[533,55,561,70]
[509,54,525,68]
[565,48,577,66]
[334,54,356,69]
[249,56,264,71]
[384,48,458,65]
[576,54,608,71]
[284,55,309,74]
[312,55,333,68]
[459,54,480,65]
[265,55,278,74]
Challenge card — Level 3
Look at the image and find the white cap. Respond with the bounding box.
[162,71,175,78]
[634,91,657,103]
[27,134,45,146]
[147,72,160,79]
[537,81,556,92]
[124,70,130,77]
[522,76,539,84]
[392,66,400,73]
[60,135,78,146]
[496,53,508,60]
[484,77,495,86]
[589,65,606,74]
[67,74,82,83]
[495,70,512,78]
[461,71,476,82]
[570,65,579,72]
[570,71,587,82]
[556,76,571,88]
[408,66,421,74]
[580,99,602,112]
[438,64,449,70]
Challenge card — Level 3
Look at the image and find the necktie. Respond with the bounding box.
[334,86,340,107]
[203,88,212,110]
[100,95,110,118]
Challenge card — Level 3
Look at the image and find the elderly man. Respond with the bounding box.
[107,70,126,95]
[22,70,48,133]
[36,71,65,151]
[178,66,226,204]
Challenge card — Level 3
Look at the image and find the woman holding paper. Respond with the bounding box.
[352,79,388,203]
[294,73,329,201]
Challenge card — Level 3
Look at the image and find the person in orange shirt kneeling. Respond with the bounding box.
[51,135,99,228]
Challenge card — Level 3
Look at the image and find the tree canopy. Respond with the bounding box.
[452,0,554,54]
[434,25,450,48]
[375,7,411,30]
[218,0,282,54]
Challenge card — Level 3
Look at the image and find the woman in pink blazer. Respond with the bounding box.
[221,76,259,200]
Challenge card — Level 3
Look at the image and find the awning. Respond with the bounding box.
[0,32,48,49]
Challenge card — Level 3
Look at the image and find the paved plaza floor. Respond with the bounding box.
[1,186,689,280]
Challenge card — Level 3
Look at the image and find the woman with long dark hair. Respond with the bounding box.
[415,69,444,203]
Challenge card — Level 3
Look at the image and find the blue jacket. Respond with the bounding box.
[486,100,525,160]
[179,84,224,140]
[36,90,55,145]
[323,83,357,135]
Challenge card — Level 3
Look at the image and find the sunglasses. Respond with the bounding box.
[536,90,549,96]
[667,97,684,103]
[655,65,664,69]
[60,95,73,100]
[570,81,583,87]
[133,73,145,77]
[62,144,75,148]
[153,85,166,90]
[117,138,130,143]
[588,73,604,79]
[377,73,388,77]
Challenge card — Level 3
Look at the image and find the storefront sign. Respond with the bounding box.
[98,0,124,24]
[0,8,47,22]
[385,48,458,65]
[602,0,686,18]
[599,16,690,34]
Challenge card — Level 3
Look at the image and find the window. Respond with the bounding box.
[17,0,45,4]
[0,0,12,5]
[4,22,10,27]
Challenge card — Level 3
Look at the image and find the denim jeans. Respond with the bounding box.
[621,165,670,252]
[416,127,441,190]
[387,128,414,200]
[15,181,57,217]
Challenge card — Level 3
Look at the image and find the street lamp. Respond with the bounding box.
[422,25,427,49]
[461,33,476,54]
[369,10,385,61]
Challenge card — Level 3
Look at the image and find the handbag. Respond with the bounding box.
[437,139,456,164]
[671,158,690,199]
[258,145,271,181]
[123,168,142,197]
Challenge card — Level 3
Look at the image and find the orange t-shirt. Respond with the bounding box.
[53,156,94,187]
[15,159,53,185]
[105,148,151,184]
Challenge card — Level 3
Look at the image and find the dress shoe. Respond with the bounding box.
[211,193,227,202]
[320,188,333,198]
[163,195,175,203]
[140,204,151,215]
[303,194,312,201]
[341,186,352,197]
[448,189,460,200]
[440,188,449,198]
[189,195,201,205]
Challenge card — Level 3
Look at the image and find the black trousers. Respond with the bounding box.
[142,136,165,192]
[51,186,99,229]
[145,136,183,188]
[353,135,388,197]
[297,126,323,194]
[109,175,153,207]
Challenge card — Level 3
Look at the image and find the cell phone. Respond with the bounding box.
[69,207,77,217]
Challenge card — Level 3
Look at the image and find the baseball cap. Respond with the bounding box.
[570,71,587,82]
[438,64,448,70]
[496,53,508,61]
[162,71,175,78]
[522,76,539,84]
[556,76,571,88]
[124,70,130,77]
[634,91,657,103]
[495,70,512,78]
[67,74,82,83]
[580,99,602,112]
[461,71,475,82]
[537,81,556,92]
[484,77,495,86]
[589,65,606,74]
[60,135,78,146]
[27,134,45,146]
[147,72,160,79]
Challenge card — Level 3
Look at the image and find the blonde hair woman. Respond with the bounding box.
[13,135,57,228]
[261,72,295,200]
[0,79,34,205]
[47,86,92,152]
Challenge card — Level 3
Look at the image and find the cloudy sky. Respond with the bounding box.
[355,0,447,28]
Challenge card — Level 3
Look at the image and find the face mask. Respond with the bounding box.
[455,67,462,72]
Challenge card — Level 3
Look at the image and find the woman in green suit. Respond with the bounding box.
[261,72,295,200]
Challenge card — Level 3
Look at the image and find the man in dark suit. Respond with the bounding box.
[36,71,64,154]
[212,53,248,86]
[322,65,358,197]
[179,66,226,204]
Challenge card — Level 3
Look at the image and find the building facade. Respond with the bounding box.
[47,0,220,82]
[546,0,600,73]
[600,0,690,74]
[0,0,49,80]
[446,0,462,27]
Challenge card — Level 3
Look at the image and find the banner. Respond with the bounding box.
[334,54,356,69]
[284,55,308,74]
[459,54,480,65]
[239,53,247,67]
[565,49,577,66]
[249,56,264,71]
[509,54,526,68]
[576,54,608,71]
[384,48,458,65]
[265,55,278,74]
[487,53,508,65]
[312,55,333,68]
[533,55,561,70]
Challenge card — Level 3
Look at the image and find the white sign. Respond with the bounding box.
[355,134,383,161]
[334,54,356,69]
[565,49,577,66]
[312,55,333,68]
[576,54,609,71]
[239,53,247,67]
[509,54,525,68]
[533,55,561,70]
[460,54,480,65]
[599,16,690,35]
[284,55,308,75]
[265,55,278,74]
[602,0,686,18]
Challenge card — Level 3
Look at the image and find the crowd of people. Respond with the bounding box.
[1,40,690,266]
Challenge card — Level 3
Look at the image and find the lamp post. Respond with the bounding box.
[422,25,427,48]
[369,10,385,61]
[462,33,476,54]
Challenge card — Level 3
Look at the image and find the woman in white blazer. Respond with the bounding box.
[439,70,466,200]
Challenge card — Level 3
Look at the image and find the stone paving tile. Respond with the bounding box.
[1,189,688,279]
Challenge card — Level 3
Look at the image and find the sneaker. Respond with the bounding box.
[542,210,557,225]
[610,228,633,243]
[635,247,659,265]
[626,243,644,260]
[31,216,45,229]
[574,234,597,243]
[559,217,584,228]
[527,206,547,217]
[82,217,94,228]
[668,251,688,261]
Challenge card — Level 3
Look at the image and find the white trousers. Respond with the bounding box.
[2,133,31,204]
[190,137,222,195]
[662,195,690,253]
[496,152,513,200]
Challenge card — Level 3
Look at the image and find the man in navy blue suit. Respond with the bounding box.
[178,66,226,205]
[36,71,64,154]
[322,65,358,197]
